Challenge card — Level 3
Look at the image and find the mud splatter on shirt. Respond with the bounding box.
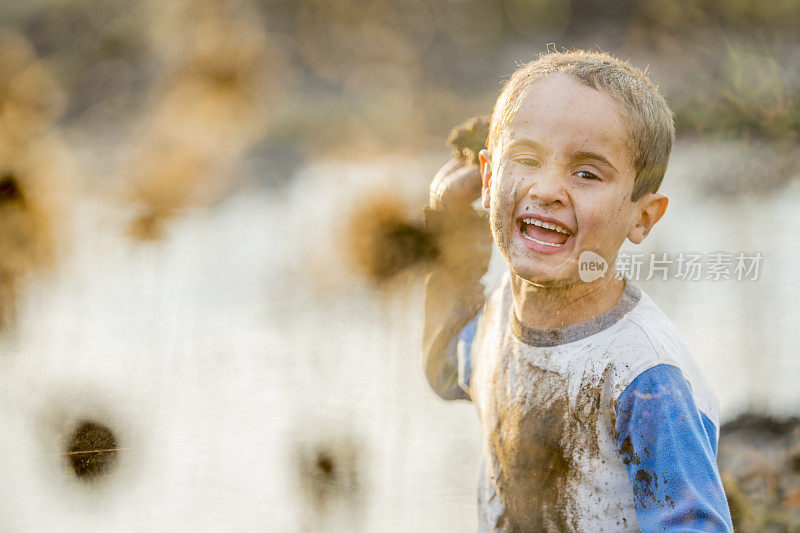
[457,270,729,532]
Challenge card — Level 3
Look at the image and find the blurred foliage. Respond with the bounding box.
[0,0,797,187]
[636,0,800,32]
[674,41,800,142]
[719,414,800,532]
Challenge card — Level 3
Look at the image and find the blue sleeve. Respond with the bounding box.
[455,310,482,397]
[615,364,733,532]
[432,310,481,401]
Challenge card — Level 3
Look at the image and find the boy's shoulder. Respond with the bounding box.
[606,284,720,424]
[476,272,719,423]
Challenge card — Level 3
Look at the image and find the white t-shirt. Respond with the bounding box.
[454,271,724,532]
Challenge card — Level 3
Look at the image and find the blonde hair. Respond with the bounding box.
[487,50,675,201]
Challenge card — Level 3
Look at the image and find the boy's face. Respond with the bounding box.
[480,74,667,287]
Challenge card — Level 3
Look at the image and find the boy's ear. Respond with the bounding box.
[628,193,668,244]
[479,149,492,210]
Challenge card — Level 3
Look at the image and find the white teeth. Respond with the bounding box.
[520,232,564,247]
[522,218,571,235]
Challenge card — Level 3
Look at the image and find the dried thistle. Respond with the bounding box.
[0,170,56,329]
[124,0,280,242]
[125,146,213,241]
[0,30,65,147]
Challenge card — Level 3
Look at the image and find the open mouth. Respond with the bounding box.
[518,217,572,247]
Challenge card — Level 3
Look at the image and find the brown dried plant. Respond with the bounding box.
[0,31,66,330]
[126,0,282,241]
[0,167,57,329]
[0,30,66,149]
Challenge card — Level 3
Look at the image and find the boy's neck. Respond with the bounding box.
[510,271,626,330]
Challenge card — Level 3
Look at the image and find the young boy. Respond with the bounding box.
[422,50,734,532]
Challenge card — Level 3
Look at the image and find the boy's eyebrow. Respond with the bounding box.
[571,150,618,172]
[506,138,546,151]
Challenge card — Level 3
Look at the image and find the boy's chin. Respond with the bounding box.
[508,262,578,289]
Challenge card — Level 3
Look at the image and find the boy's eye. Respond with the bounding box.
[575,170,600,181]
[516,158,540,167]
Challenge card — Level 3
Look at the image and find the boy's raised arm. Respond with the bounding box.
[422,159,493,400]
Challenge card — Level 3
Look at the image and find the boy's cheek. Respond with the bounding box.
[493,177,520,210]
[580,196,633,243]
[592,223,633,260]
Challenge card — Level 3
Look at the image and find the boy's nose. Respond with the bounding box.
[526,171,568,206]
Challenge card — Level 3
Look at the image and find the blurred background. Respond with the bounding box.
[0,0,798,531]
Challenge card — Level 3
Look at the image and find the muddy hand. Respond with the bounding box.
[429,158,483,211]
